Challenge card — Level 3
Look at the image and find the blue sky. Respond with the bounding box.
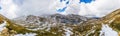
[80,0,93,3]
[0,7,1,10]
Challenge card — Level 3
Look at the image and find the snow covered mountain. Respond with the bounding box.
[0,0,120,36]
[0,9,120,36]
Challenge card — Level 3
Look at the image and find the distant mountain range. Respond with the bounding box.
[0,9,120,36]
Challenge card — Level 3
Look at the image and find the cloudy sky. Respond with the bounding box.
[0,0,120,19]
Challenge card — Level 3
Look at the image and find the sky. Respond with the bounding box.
[0,0,120,19]
[80,0,93,3]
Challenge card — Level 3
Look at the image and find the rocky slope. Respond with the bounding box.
[0,9,120,36]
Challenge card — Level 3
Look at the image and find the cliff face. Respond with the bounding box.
[0,9,120,36]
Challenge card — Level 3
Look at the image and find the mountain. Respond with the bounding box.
[14,14,90,24]
[0,9,120,36]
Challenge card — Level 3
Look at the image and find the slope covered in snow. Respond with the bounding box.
[100,24,118,36]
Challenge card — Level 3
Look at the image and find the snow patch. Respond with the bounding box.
[0,21,7,32]
[100,24,118,36]
[64,27,73,36]
[14,33,37,36]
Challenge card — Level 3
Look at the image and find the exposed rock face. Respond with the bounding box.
[14,14,89,24]
[47,14,88,24]
[0,9,120,36]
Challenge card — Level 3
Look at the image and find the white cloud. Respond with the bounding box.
[0,0,59,19]
[62,0,120,17]
[0,0,17,19]
[16,0,58,16]
[0,0,120,19]
[78,0,120,17]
